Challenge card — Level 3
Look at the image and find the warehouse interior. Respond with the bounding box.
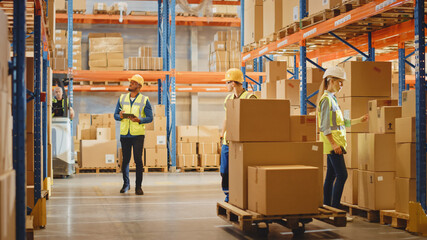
[2,0,427,239]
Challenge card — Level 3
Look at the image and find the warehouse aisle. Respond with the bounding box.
[35,173,424,240]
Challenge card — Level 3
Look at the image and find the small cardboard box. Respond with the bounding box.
[80,140,117,168]
[395,177,416,214]
[176,126,198,143]
[368,99,398,133]
[248,165,319,215]
[276,79,299,105]
[198,142,219,154]
[154,116,167,132]
[263,0,283,37]
[154,105,165,116]
[358,133,396,172]
[199,154,220,167]
[73,0,86,11]
[307,67,324,84]
[198,126,220,143]
[177,142,197,155]
[78,113,91,125]
[401,90,427,118]
[96,128,111,141]
[396,143,416,179]
[342,169,358,205]
[145,148,167,167]
[377,106,402,134]
[266,61,287,83]
[396,117,416,143]
[261,82,277,99]
[289,115,316,142]
[177,154,198,167]
[144,130,167,149]
[308,0,341,15]
[358,170,395,210]
[138,46,152,57]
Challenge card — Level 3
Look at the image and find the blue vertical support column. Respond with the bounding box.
[161,0,171,165]
[34,6,42,204]
[68,0,74,146]
[300,40,307,115]
[13,0,27,238]
[170,0,176,168]
[398,43,405,106]
[157,0,162,104]
[241,0,247,89]
[299,0,308,23]
[415,0,426,210]
[252,58,257,91]
[42,52,48,179]
[258,56,263,91]
[294,54,298,80]
[368,32,375,61]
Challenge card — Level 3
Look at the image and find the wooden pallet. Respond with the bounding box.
[144,166,168,173]
[73,10,86,14]
[26,215,34,240]
[176,12,197,17]
[380,210,409,229]
[178,166,201,172]
[130,11,157,16]
[199,166,220,172]
[93,9,108,15]
[336,0,372,13]
[278,22,300,39]
[217,202,346,235]
[340,202,380,222]
[76,167,120,174]
[108,10,127,15]
[213,13,238,18]
[301,9,341,29]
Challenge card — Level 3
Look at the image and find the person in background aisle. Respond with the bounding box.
[114,74,153,195]
[52,86,74,119]
[317,66,368,209]
[220,68,257,202]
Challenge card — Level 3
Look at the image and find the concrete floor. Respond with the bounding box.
[35,172,426,240]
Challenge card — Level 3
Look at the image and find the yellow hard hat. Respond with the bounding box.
[128,74,144,86]
[222,68,244,83]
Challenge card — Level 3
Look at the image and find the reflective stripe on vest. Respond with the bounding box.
[119,93,148,136]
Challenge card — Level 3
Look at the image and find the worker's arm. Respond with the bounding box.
[114,99,123,121]
[138,100,153,124]
[349,114,369,125]
[69,107,75,120]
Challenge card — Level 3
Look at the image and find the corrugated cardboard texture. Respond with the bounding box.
[145,148,167,167]
[290,115,316,142]
[198,142,219,154]
[177,154,198,167]
[358,133,396,172]
[198,126,220,143]
[80,140,117,168]
[341,169,358,205]
[145,130,167,149]
[358,170,395,210]
[177,143,197,155]
[176,126,198,143]
[395,177,416,214]
[199,154,220,167]
[368,99,398,133]
[396,143,416,179]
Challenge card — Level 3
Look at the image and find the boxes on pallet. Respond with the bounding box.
[308,0,341,15]
[342,169,358,205]
[176,126,199,143]
[229,61,241,69]
[210,62,229,72]
[214,31,227,41]
[145,130,167,149]
[73,0,86,11]
[282,0,308,27]
[289,115,316,142]
[395,177,416,214]
[177,142,197,155]
[229,141,323,209]
[145,148,167,167]
[198,126,219,143]
[368,99,398,133]
[138,46,152,57]
[80,140,117,168]
[0,170,16,240]
[229,51,241,62]
[358,170,395,210]
[141,57,152,70]
[266,61,287,83]
[126,57,141,70]
[226,41,240,51]
[198,142,219,154]
[244,0,263,45]
[199,154,220,167]
[248,165,319,215]
[345,133,359,169]
[55,0,66,11]
[52,58,67,71]
[177,154,198,168]
[226,99,290,142]
[96,128,111,141]
[263,0,283,37]
[358,133,396,172]
[396,143,416,179]
[210,41,226,52]
[377,106,402,134]
[227,30,240,42]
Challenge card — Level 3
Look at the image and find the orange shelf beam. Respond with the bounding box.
[69,85,228,92]
[56,13,241,27]
[242,0,411,62]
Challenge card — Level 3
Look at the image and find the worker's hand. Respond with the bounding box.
[360,114,369,123]
[130,116,140,123]
[332,143,342,155]
[119,110,124,119]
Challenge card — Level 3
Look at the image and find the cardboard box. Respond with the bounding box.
[248,165,319,215]
[336,61,391,98]
[229,141,323,209]
[91,114,104,126]
[395,117,427,143]
[145,148,167,167]
[244,0,263,45]
[229,51,241,62]
[227,30,240,42]
[55,0,66,11]
[263,0,283,37]
[176,126,198,143]
[377,106,402,133]
[368,99,398,133]
[290,115,316,142]
[342,169,358,205]
[226,99,290,142]
[0,170,16,240]
[276,79,299,105]
[210,41,226,52]
[177,142,197,155]
[198,142,219,154]
[229,61,241,69]
[214,31,227,41]
[395,177,416,214]
[226,41,240,51]
[401,90,427,118]
[108,58,124,67]
[396,143,416,179]
[199,154,220,167]
[154,116,167,132]
[211,51,229,62]
[177,154,198,167]
[93,3,108,12]
[154,105,165,116]
[141,57,152,70]
[80,140,117,168]
[73,0,86,11]
[126,57,141,70]
[144,130,167,149]
[138,46,152,57]
[307,67,324,84]
[345,133,359,169]
[308,0,341,15]
[358,170,395,210]
[52,58,67,70]
[261,82,276,99]
[76,124,90,140]
[96,128,111,141]
[358,133,396,172]
[266,61,287,83]
[198,126,220,143]
[210,61,229,72]
[282,0,308,27]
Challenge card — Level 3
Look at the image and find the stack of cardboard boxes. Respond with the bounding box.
[72,31,83,70]
[198,126,220,168]
[0,11,15,239]
[76,113,117,168]
[73,0,87,12]
[176,126,199,168]
[144,105,168,168]
[55,0,67,12]
[212,5,238,17]
[125,46,163,71]
[89,33,124,71]
[226,98,322,215]
[52,30,83,71]
[244,0,263,45]
[209,30,241,72]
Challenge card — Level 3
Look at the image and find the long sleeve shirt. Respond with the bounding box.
[114,94,153,137]
[319,90,351,135]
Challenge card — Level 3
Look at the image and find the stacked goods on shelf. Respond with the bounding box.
[76,113,118,168]
[55,0,67,12]
[0,11,15,239]
[125,46,163,71]
[263,0,282,38]
[52,30,67,71]
[48,0,56,47]
[198,126,220,168]
[308,0,341,15]
[176,126,199,168]
[73,0,87,13]
[89,33,124,71]
[226,98,322,214]
[93,3,108,14]
[244,0,263,45]
[93,2,127,15]
[209,30,241,72]
[72,31,82,70]
[282,0,308,28]
[212,4,238,17]
[144,105,167,168]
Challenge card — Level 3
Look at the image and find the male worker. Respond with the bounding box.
[114,74,153,195]
[52,86,74,119]
[220,68,257,202]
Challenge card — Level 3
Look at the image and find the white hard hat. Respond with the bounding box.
[323,66,346,81]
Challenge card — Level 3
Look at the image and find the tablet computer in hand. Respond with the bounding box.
[122,113,136,119]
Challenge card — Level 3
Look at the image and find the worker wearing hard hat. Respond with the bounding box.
[220,68,257,202]
[114,74,153,195]
[317,66,368,208]
[52,86,74,119]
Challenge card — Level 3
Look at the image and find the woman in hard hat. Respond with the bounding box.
[317,66,368,209]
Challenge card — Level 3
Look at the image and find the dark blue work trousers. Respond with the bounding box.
[120,135,145,188]
[323,153,348,208]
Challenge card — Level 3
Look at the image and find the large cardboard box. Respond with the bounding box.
[345,133,359,169]
[244,0,263,45]
[154,105,165,117]
[307,67,324,84]
[0,170,16,240]
[144,130,167,149]
[336,61,391,98]
[211,51,229,62]
[229,141,323,209]
[263,0,283,37]
[395,117,427,143]
[248,165,319,215]
[80,140,117,168]
[261,82,276,99]
[226,99,290,142]
[358,133,396,172]
[176,126,198,143]
[282,0,308,27]
[368,99,398,133]
[377,106,402,134]
[79,113,91,125]
[145,148,167,167]
[73,0,86,11]
[396,143,416,179]
[276,79,299,105]
[199,154,220,167]
[177,154,198,167]
[395,177,416,214]
[290,115,316,142]
[52,58,67,70]
[198,142,219,154]
[266,61,287,83]
[177,142,197,155]
[96,128,111,141]
[358,170,395,210]
[342,169,358,205]
[55,0,66,11]
[401,90,427,118]
[154,116,167,132]
[308,0,341,15]
[198,126,220,143]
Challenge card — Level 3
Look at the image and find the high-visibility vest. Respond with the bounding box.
[119,93,149,136]
[222,91,257,145]
[318,92,347,154]
[52,97,69,117]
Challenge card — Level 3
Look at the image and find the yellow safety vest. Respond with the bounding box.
[119,93,149,136]
[52,97,69,117]
[222,91,257,145]
[318,92,347,154]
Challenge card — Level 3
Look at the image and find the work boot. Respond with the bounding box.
[135,188,144,195]
[120,185,130,193]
